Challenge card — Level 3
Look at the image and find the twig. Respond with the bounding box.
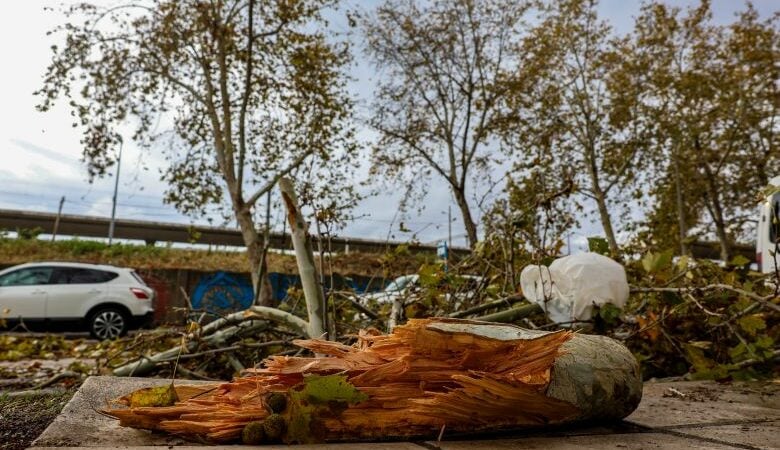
[31,371,84,390]
[175,366,221,381]
[732,348,780,369]
[334,292,380,320]
[180,286,193,310]
[630,285,780,313]
[685,293,723,317]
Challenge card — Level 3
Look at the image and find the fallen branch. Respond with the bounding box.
[113,320,269,377]
[242,305,309,338]
[448,295,524,318]
[477,303,542,323]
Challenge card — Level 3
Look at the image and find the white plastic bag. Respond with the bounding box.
[520,252,629,325]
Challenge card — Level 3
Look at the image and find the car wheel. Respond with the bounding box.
[89,308,127,340]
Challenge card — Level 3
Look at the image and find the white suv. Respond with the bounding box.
[0,262,154,339]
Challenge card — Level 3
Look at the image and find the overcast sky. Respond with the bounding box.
[0,0,776,250]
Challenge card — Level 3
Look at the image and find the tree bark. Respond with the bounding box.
[585,144,620,258]
[234,206,274,306]
[453,187,478,248]
[701,164,732,262]
[278,178,327,340]
[594,190,620,258]
[673,153,689,256]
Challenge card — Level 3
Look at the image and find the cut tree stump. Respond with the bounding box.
[104,318,642,444]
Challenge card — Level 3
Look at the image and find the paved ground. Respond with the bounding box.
[30,376,780,449]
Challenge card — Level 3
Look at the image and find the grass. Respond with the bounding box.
[0,390,74,450]
[0,237,430,277]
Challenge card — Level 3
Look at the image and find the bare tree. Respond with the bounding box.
[362,0,536,248]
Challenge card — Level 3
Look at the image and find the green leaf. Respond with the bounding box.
[287,374,367,444]
[598,303,622,325]
[683,343,716,374]
[676,254,690,271]
[642,249,673,274]
[587,236,610,255]
[128,383,178,408]
[737,314,766,336]
[729,255,751,267]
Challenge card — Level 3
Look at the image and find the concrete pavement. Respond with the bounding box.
[31,376,780,449]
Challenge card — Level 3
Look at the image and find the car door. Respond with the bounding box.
[46,268,116,319]
[0,267,53,319]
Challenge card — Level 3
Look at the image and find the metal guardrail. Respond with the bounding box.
[0,208,471,256]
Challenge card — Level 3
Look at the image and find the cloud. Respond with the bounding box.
[10,139,80,167]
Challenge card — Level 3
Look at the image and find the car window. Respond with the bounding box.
[51,268,118,284]
[0,267,54,286]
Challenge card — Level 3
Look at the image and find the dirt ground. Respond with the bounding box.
[0,389,74,450]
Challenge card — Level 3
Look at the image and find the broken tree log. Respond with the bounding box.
[105,317,642,444]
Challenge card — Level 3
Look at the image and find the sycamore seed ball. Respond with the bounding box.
[265,392,287,413]
[241,421,265,444]
[263,414,286,440]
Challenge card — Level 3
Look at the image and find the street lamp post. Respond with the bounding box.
[108,139,123,245]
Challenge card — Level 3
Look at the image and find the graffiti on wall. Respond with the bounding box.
[191,271,388,314]
[191,271,254,315]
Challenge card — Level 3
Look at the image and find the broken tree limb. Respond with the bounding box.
[242,305,309,338]
[477,303,542,323]
[278,177,326,339]
[113,320,268,377]
[630,284,780,313]
[105,318,642,444]
[388,297,404,331]
[448,295,525,318]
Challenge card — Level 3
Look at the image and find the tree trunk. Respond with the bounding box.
[594,190,620,258]
[701,165,732,262]
[453,187,478,249]
[585,145,620,258]
[278,178,327,340]
[235,207,274,306]
[672,154,689,256]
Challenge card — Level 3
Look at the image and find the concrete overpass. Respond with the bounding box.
[0,208,753,261]
[0,208,471,256]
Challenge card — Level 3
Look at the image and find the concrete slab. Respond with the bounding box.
[31,376,780,449]
[626,380,780,428]
[426,432,739,449]
[669,420,780,450]
[32,376,210,448]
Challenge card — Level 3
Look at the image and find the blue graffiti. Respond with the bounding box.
[191,271,389,314]
[192,271,254,314]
